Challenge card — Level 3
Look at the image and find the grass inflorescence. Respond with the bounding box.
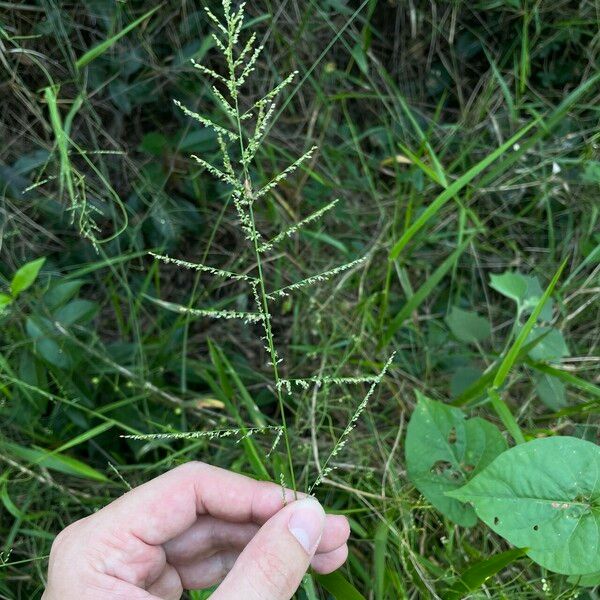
[1,0,599,598]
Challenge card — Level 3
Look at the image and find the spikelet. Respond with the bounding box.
[149,252,254,282]
[309,353,396,492]
[253,146,318,200]
[122,425,281,442]
[277,375,380,395]
[258,199,339,252]
[173,99,237,141]
[146,296,263,324]
[266,256,368,300]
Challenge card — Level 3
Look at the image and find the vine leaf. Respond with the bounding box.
[490,271,554,320]
[405,393,507,526]
[445,306,491,344]
[447,436,600,575]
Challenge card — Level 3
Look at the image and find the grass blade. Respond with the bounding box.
[444,548,526,600]
[383,239,471,345]
[314,571,367,600]
[76,5,160,70]
[389,122,536,260]
[492,258,567,389]
[487,258,568,443]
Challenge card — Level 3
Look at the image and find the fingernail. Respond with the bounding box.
[288,498,325,554]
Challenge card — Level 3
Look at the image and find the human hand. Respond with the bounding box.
[42,462,350,599]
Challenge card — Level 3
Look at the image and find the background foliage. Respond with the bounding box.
[1,0,599,598]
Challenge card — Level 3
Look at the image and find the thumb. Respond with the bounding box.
[212,498,325,600]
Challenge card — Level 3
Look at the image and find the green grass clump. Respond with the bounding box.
[1,1,599,598]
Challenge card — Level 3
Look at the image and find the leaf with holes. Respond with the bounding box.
[405,392,507,526]
[447,436,600,575]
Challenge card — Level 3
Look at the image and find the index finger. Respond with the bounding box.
[94,462,300,546]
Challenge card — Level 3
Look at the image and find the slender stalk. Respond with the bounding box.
[224,13,297,493]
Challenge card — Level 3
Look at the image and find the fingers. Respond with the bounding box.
[146,564,183,600]
[94,462,299,546]
[164,516,259,563]
[164,513,349,565]
[176,550,239,589]
[212,498,325,600]
[311,544,349,574]
[319,514,351,553]
[166,511,350,591]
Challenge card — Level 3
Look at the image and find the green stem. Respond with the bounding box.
[489,389,525,445]
[226,22,297,493]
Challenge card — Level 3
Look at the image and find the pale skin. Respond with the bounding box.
[42,462,350,599]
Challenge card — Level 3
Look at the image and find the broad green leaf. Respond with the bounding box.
[139,131,169,156]
[450,366,483,398]
[489,271,553,320]
[314,571,366,600]
[25,318,72,369]
[10,257,46,297]
[447,436,600,575]
[0,293,12,309]
[445,307,491,344]
[568,571,600,587]
[43,279,85,309]
[405,393,507,526]
[54,299,98,325]
[526,327,569,362]
[445,548,526,599]
[5,442,108,482]
[76,6,160,70]
[535,373,567,411]
[490,271,527,303]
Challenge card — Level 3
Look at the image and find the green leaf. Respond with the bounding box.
[139,131,169,156]
[490,271,527,303]
[567,571,600,587]
[314,571,366,600]
[447,436,600,575]
[490,271,553,320]
[5,441,108,482]
[389,121,536,259]
[445,307,491,344]
[445,548,526,600]
[75,5,160,70]
[0,293,12,309]
[492,259,566,391]
[10,257,46,297]
[54,299,98,325]
[383,239,471,345]
[350,43,368,74]
[535,374,567,411]
[405,392,507,526]
[43,279,85,309]
[25,318,72,369]
[526,327,569,362]
[450,366,483,398]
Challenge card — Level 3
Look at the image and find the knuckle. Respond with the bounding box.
[175,460,206,474]
[50,520,82,555]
